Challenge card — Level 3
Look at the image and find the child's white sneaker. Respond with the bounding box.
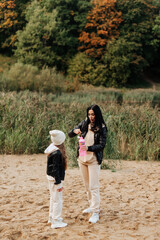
[51,220,67,229]
[82,208,91,214]
[89,213,99,223]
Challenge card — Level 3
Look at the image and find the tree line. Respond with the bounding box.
[0,0,160,87]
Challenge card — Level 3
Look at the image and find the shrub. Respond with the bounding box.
[67,52,94,84]
[0,63,66,93]
[1,62,39,91]
[68,52,108,86]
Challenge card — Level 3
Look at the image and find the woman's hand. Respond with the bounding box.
[81,145,88,151]
[74,129,81,135]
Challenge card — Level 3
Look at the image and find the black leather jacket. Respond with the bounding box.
[46,150,65,184]
[68,120,107,165]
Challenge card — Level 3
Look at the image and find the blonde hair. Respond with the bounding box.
[55,142,67,170]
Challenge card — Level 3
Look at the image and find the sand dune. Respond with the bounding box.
[0,154,160,240]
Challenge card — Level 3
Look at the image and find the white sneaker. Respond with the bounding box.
[48,216,52,223]
[51,220,67,229]
[82,208,91,214]
[48,217,63,223]
[89,213,99,223]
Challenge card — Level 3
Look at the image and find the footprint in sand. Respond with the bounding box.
[0,216,12,221]
[9,231,22,239]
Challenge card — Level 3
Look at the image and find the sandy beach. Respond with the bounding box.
[0,154,160,240]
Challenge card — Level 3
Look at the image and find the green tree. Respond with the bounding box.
[99,0,160,86]
[15,0,91,70]
[44,0,91,70]
[116,0,160,77]
[69,0,160,87]
[151,11,160,75]
[103,38,147,86]
[153,12,160,37]
[15,0,57,67]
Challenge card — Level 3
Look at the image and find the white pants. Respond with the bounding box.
[79,162,100,213]
[48,179,63,221]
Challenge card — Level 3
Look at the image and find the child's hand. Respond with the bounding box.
[74,129,81,135]
[57,187,63,192]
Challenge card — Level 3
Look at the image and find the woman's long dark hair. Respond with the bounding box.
[55,143,67,170]
[87,104,106,131]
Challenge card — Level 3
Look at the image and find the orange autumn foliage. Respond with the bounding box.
[0,0,18,47]
[79,0,123,58]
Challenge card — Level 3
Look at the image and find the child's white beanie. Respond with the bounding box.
[49,130,66,145]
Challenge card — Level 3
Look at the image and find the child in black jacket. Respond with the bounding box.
[44,130,67,229]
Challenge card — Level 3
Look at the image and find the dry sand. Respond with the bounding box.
[0,154,160,240]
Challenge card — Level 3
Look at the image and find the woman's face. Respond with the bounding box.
[88,109,95,123]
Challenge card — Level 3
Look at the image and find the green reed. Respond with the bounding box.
[0,91,160,168]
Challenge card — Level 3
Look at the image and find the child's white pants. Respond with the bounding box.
[79,162,100,213]
[48,178,62,221]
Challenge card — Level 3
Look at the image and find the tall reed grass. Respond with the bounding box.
[0,91,159,167]
[123,89,160,108]
[0,62,160,109]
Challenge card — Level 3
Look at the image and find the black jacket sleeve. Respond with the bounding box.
[68,120,86,138]
[87,126,107,152]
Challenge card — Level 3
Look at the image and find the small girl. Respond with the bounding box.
[44,130,67,229]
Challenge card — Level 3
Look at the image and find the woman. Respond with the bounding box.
[68,104,107,224]
[44,130,67,229]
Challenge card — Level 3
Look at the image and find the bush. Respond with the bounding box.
[0,63,66,93]
[1,63,39,91]
[67,52,94,84]
[67,52,110,86]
